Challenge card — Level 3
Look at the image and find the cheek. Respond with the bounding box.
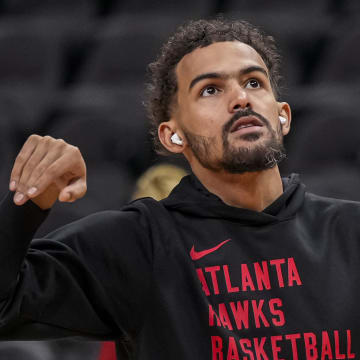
[255,99,279,125]
[186,103,224,136]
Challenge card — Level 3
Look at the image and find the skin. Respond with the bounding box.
[9,41,291,212]
[158,41,292,211]
[9,135,86,209]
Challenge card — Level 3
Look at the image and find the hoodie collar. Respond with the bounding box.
[162,173,305,225]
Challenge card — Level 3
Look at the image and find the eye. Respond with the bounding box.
[245,79,261,89]
[200,85,221,97]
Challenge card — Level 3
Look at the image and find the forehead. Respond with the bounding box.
[176,41,268,88]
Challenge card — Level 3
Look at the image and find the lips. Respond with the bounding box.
[230,116,264,133]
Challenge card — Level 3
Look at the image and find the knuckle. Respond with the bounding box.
[43,135,53,141]
[42,135,53,146]
[56,138,67,150]
[28,134,41,142]
[70,145,80,153]
[68,145,82,160]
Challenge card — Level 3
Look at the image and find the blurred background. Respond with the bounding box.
[0,0,359,358]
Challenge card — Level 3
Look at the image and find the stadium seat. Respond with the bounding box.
[224,10,332,87]
[224,0,329,14]
[346,0,360,16]
[46,85,153,175]
[299,165,360,202]
[328,0,360,18]
[0,17,94,91]
[281,84,360,202]
[284,100,360,174]
[0,19,63,89]
[314,24,360,84]
[0,87,60,193]
[0,0,96,17]
[109,0,215,18]
[77,14,183,86]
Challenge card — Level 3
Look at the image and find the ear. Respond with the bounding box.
[277,102,292,136]
[158,120,186,154]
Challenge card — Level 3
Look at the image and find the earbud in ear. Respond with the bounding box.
[171,133,183,145]
[279,116,287,125]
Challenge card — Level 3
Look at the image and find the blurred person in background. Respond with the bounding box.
[0,17,359,360]
[131,164,188,201]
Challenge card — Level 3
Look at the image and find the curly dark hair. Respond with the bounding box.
[145,18,282,155]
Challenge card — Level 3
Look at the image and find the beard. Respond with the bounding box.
[183,109,286,174]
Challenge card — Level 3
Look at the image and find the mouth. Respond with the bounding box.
[230,116,264,135]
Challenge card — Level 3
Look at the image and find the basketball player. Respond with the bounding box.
[0,18,358,359]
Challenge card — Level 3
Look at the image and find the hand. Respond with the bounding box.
[9,135,87,210]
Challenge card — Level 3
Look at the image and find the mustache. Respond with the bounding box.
[223,108,271,134]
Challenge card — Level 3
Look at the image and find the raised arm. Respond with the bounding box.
[9,134,87,210]
[0,135,153,342]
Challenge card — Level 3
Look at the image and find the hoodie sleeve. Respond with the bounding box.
[0,192,153,341]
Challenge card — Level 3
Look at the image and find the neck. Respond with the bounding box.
[192,165,284,212]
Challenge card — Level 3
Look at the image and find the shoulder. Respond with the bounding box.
[78,196,165,228]
[305,191,360,208]
[303,191,360,222]
[75,196,173,240]
[44,200,158,243]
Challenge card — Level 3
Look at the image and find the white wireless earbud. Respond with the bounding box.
[171,133,183,145]
[279,116,287,125]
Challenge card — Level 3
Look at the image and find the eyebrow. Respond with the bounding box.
[188,65,269,91]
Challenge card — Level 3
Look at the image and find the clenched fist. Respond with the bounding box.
[9,135,87,209]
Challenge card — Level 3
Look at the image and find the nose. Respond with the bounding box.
[228,84,251,113]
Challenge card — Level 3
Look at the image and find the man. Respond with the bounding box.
[1,18,359,359]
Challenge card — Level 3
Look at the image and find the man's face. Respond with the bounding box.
[172,41,290,174]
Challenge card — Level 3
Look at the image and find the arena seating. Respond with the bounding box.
[77,14,183,86]
[0,18,64,89]
[314,24,360,84]
[0,0,358,359]
[110,0,215,17]
[0,0,97,17]
[223,0,329,13]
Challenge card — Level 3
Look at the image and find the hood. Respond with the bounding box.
[161,173,305,226]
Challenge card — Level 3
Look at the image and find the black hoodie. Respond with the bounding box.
[0,173,359,359]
